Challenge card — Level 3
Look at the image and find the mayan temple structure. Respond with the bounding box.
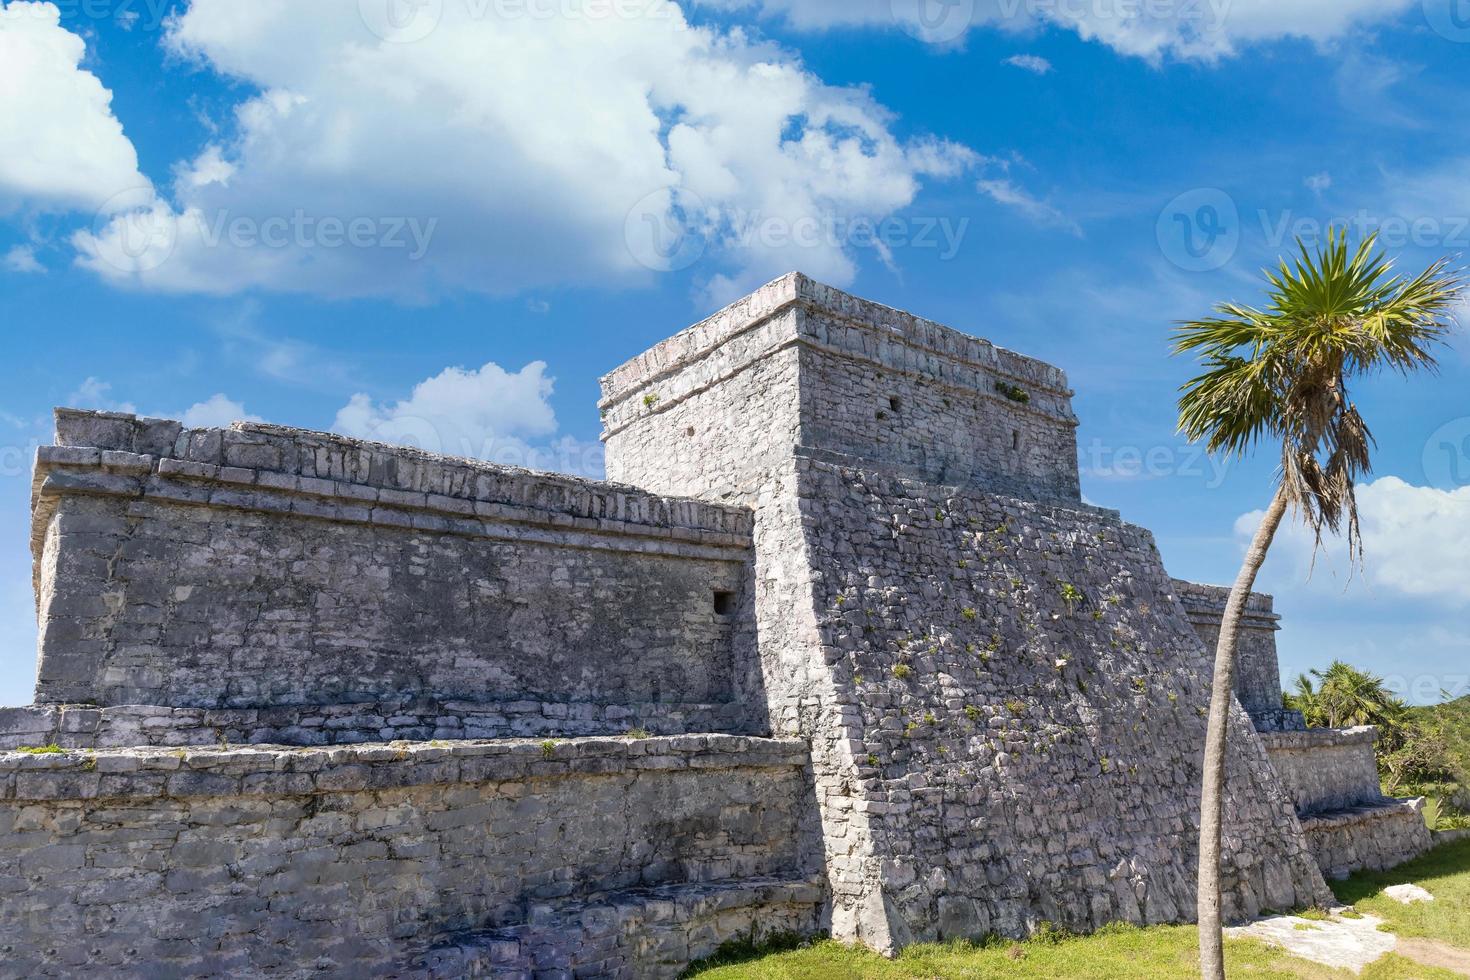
[0,274,1431,977]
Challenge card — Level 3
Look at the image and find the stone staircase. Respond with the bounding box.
[414,875,826,979]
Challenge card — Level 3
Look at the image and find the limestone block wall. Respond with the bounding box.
[601,272,1080,504]
[1258,727,1386,815]
[602,275,1331,949]
[0,735,816,978]
[0,698,751,751]
[788,461,1329,944]
[30,413,760,735]
[1173,580,1301,732]
[1299,800,1434,880]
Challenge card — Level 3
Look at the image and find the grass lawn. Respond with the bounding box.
[686,839,1470,980]
[1331,838,1470,949]
[684,924,1457,979]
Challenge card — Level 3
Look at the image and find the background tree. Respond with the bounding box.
[1173,230,1462,980]
[1285,661,1408,732]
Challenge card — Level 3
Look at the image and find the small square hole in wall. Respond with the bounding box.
[713,590,737,616]
[686,426,696,437]
[1012,430,1021,451]
[889,396,902,412]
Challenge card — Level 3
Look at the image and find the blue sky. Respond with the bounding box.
[1,0,1468,707]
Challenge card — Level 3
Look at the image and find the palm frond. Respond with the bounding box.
[1174,231,1463,564]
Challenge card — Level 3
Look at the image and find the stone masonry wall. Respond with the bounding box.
[1259,727,1386,815]
[789,461,1329,943]
[601,272,1080,504]
[1299,800,1434,880]
[601,274,1331,950]
[31,415,759,732]
[0,735,815,978]
[1172,580,1300,732]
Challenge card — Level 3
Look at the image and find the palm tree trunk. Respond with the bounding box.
[1197,486,1289,980]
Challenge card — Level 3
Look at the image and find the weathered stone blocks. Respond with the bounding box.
[0,736,817,978]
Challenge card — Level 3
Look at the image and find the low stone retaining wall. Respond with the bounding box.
[0,735,818,978]
[1259,727,1384,814]
[1299,799,1434,880]
[417,876,825,979]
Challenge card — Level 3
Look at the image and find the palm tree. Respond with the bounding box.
[1173,229,1462,980]
[1311,661,1407,730]
[1285,672,1325,727]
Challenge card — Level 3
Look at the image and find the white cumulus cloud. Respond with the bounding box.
[67,377,138,415]
[2,245,42,273]
[72,0,976,301]
[333,361,604,477]
[695,0,1419,62]
[0,1,150,214]
[1237,476,1470,606]
[179,394,261,429]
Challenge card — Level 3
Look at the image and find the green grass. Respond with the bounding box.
[688,841,1470,979]
[683,922,1463,979]
[14,744,65,754]
[1331,839,1470,949]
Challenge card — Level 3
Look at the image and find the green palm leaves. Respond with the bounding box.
[1174,229,1463,558]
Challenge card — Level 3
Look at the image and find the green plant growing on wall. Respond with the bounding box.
[995,380,1031,404]
[961,607,977,621]
[892,663,913,680]
[1059,583,1084,615]
[16,744,63,754]
[540,740,559,758]
[965,705,982,722]
[642,392,660,409]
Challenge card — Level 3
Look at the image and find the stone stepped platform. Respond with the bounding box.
[0,698,751,751]
[0,734,822,977]
[416,875,826,979]
[1299,798,1434,880]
